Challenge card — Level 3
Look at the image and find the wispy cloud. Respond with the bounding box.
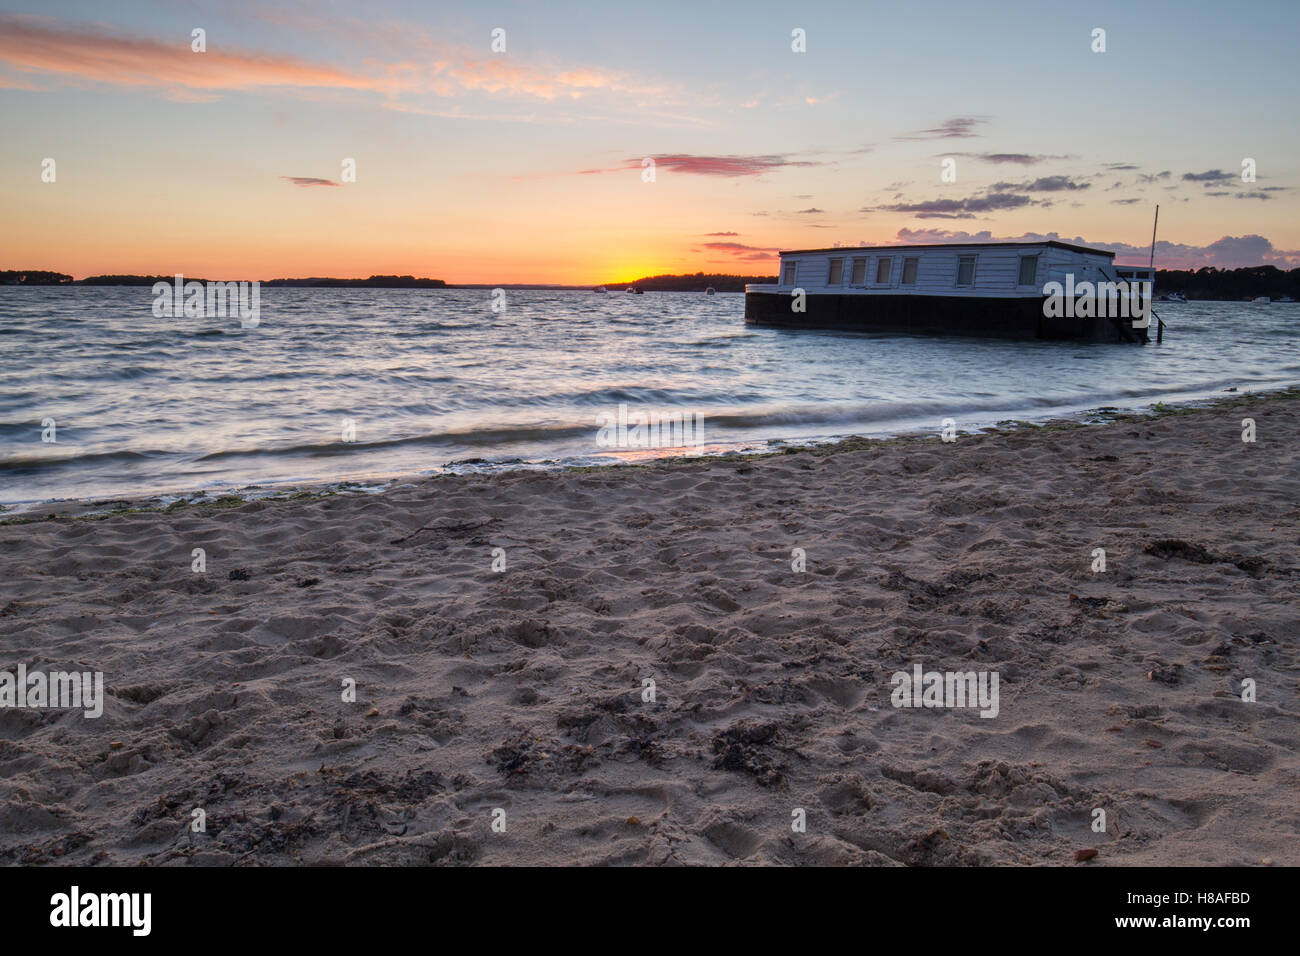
[896,116,988,141]
[1182,169,1235,184]
[0,14,407,100]
[893,228,1300,269]
[432,60,663,101]
[989,175,1091,192]
[865,192,1034,219]
[0,14,666,108]
[701,241,780,261]
[946,152,1070,165]
[580,154,819,177]
[0,71,41,91]
[1180,170,1282,199]
[702,241,777,252]
[865,172,1095,219]
[282,176,341,187]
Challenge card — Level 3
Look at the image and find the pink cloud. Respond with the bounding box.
[0,15,410,99]
[0,14,663,106]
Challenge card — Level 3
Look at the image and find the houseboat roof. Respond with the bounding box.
[780,240,1116,258]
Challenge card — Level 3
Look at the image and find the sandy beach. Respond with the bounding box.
[1,391,1296,867]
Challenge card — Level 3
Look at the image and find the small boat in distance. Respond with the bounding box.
[1158,291,1187,303]
[705,287,716,295]
[745,240,1154,343]
[593,286,606,293]
[626,286,643,294]
[1252,296,1271,304]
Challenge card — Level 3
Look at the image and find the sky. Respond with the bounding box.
[1,0,1297,283]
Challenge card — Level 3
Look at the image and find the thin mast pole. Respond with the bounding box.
[1149,205,1162,343]
[1149,204,1159,270]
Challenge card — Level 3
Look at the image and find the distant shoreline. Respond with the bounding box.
[2,267,1298,300]
[0,272,450,289]
[0,271,773,293]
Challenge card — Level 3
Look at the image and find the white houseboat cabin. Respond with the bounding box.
[745,241,1155,343]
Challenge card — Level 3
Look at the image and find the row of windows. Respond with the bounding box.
[781,254,1041,289]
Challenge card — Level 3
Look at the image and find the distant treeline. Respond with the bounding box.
[0,271,446,288]
[1,272,193,286]
[1,270,74,284]
[264,275,447,288]
[1152,266,1300,301]
[606,272,775,292]
[6,266,1297,298]
[81,275,211,286]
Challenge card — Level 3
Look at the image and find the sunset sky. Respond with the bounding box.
[2,0,1297,284]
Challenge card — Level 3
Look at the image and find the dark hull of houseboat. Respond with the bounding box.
[744,292,1148,343]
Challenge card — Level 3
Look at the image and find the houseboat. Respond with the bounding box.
[745,241,1154,343]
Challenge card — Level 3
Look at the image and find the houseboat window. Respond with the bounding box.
[782,261,797,285]
[956,255,976,286]
[875,257,892,284]
[851,258,867,284]
[1017,255,1039,286]
[828,258,844,284]
[902,257,919,285]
